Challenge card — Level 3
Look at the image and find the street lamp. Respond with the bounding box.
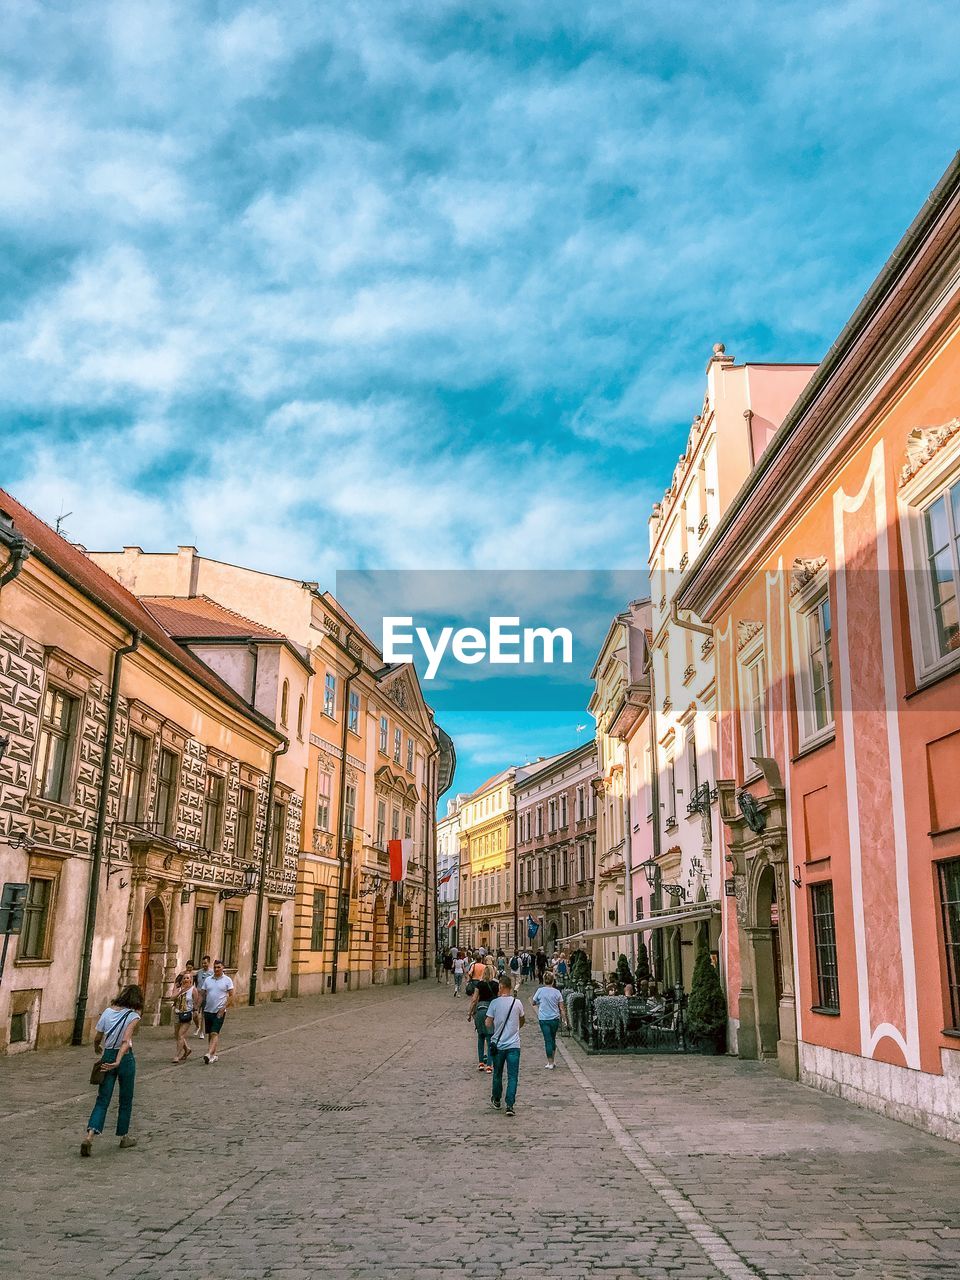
[638,858,660,888]
[219,864,257,902]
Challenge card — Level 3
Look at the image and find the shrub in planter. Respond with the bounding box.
[635,939,651,984]
[571,949,591,986]
[616,954,633,988]
[686,947,727,1053]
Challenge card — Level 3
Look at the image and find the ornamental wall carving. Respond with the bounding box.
[736,620,763,651]
[790,556,827,597]
[899,418,960,486]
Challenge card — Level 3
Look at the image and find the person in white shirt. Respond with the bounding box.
[201,959,234,1063]
[452,952,466,997]
[485,974,525,1116]
[531,971,568,1068]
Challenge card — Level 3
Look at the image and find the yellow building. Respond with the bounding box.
[88,547,455,991]
[0,492,298,1053]
[458,769,516,952]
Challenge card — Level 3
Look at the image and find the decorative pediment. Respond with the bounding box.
[900,419,960,486]
[736,620,763,652]
[374,764,419,805]
[789,556,827,597]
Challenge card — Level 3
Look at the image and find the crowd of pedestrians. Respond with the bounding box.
[447,944,571,1117]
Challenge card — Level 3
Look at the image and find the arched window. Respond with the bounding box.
[297,696,305,738]
[280,679,289,726]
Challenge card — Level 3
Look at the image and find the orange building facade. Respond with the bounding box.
[680,154,960,1140]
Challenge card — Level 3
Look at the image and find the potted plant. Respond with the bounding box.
[686,946,727,1054]
[615,953,633,990]
[635,939,651,985]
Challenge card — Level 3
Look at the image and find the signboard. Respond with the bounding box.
[0,882,28,935]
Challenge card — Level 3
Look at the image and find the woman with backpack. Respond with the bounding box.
[81,984,144,1157]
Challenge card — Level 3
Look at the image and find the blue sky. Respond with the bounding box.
[3,1,960,797]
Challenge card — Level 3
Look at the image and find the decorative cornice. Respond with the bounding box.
[899,418,960,486]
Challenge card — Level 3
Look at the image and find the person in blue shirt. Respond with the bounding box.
[532,971,568,1069]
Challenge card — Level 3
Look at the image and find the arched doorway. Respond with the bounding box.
[138,897,167,1021]
[547,921,558,953]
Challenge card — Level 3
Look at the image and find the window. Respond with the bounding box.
[577,844,586,882]
[796,593,836,738]
[687,733,699,801]
[191,905,210,967]
[576,785,585,822]
[316,773,331,830]
[202,773,225,851]
[379,715,388,753]
[667,756,677,824]
[121,730,149,823]
[236,785,255,857]
[923,487,960,657]
[221,909,240,969]
[937,858,960,1030]
[376,799,386,848]
[559,794,567,828]
[343,784,356,838]
[156,748,179,837]
[548,799,556,833]
[35,685,78,803]
[310,889,326,952]
[324,672,337,718]
[393,727,402,763]
[349,690,360,734]
[404,812,413,840]
[391,807,400,841]
[280,679,289,726]
[535,806,543,837]
[406,737,414,773]
[18,877,53,960]
[742,653,767,770]
[810,882,840,1012]
[265,912,280,968]
[270,801,287,869]
[297,696,305,738]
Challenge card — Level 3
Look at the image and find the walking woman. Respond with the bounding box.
[81,984,143,1157]
[531,971,568,1069]
[171,965,195,1063]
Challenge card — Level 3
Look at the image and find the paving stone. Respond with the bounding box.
[0,982,958,1278]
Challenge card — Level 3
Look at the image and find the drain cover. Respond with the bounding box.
[316,1103,359,1112]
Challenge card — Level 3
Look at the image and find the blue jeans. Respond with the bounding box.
[88,1049,136,1136]
[491,1046,521,1108]
[474,1005,492,1064]
[539,1017,560,1060]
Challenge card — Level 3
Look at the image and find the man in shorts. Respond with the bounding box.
[193,955,213,1037]
[201,959,234,1064]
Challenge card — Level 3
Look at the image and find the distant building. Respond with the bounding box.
[514,742,597,956]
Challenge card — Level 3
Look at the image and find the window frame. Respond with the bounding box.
[310,888,326,952]
[899,438,960,686]
[120,729,150,824]
[17,874,56,963]
[348,690,360,735]
[265,910,281,969]
[393,727,402,764]
[155,747,180,838]
[937,856,960,1032]
[737,633,767,780]
[270,799,287,869]
[236,784,255,858]
[324,672,337,719]
[810,881,840,1014]
[221,908,240,970]
[34,683,80,805]
[316,771,331,831]
[791,569,836,749]
[379,715,388,754]
[202,771,225,852]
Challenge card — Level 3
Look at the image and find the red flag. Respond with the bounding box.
[388,838,413,882]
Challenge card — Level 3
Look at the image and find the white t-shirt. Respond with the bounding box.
[453,957,465,975]
[486,996,523,1051]
[532,985,564,1022]
[96,1007,141,1049]
[201,973,234,1013]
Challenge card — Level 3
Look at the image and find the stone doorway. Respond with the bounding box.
[138,896,167,1019]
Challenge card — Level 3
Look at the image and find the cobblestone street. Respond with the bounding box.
[2,980,959,1280]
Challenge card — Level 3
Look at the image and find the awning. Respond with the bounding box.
[560,901,720,944]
